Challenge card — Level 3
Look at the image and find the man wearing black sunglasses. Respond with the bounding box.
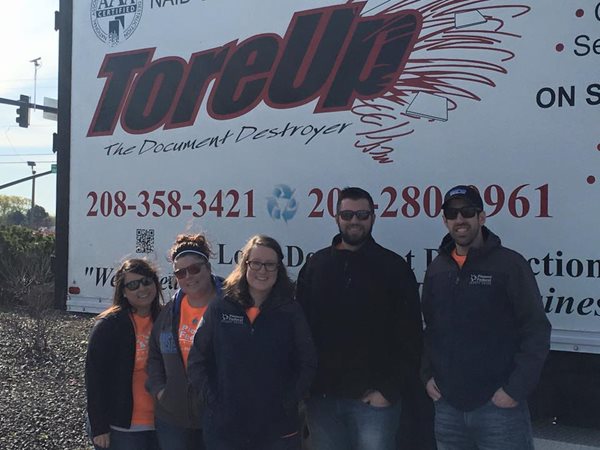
[297,187,423,450]
[421,185,551,450]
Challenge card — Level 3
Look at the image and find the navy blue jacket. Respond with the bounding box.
[421,227,551,411]
[187,293,317,443]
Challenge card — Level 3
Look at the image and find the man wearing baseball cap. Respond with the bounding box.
[421,184,551,449]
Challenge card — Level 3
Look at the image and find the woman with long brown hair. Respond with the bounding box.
[85,258,163,449]
[188,235,317,450]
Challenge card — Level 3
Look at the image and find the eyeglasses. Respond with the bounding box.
[443,206,481,220]
[173,261,206,279]
[247,260,279,272]
[337,210,373,221]
[124,276,154,291]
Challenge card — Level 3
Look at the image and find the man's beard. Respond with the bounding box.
[339,224,373,247]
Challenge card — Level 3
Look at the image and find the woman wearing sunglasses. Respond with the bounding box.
[146,233,223,450]
[85,258,163,450]
[188,235,317,450]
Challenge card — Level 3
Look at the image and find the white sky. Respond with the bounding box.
[0,1,59,216]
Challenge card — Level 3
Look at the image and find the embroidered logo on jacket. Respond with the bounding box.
[221,313,244,325]
[469,274,492,286]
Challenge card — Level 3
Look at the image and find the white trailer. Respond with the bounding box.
[55,0,600,424]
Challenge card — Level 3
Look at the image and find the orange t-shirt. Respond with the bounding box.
[179,296,207,369]
[130,313,154,426]
[451,248,467,269]
[246,306,260,324]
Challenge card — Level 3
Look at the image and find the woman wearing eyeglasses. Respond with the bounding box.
[146,233,222,450]
[85,258,163,450]
[188,235,317,450]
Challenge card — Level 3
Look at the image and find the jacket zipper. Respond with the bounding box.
[343,260,352,289]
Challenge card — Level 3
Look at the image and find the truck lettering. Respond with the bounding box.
[586,83,600,105]
[98,0,136,8]
[89,49,154,136]
[573,34,600,57]
[543,287,600,317]
[123,57,187,134]
[536,86,576,108]
[151,0,190,7]
[83,266,115,287]
[87,3,422,136]
[529,251,600,278]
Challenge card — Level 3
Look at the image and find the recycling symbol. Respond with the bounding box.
[267,185,298,222]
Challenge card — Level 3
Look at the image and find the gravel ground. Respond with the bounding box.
[0,307,94,450]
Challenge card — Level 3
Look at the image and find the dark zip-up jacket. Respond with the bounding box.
[296,234,423,404]
[187,293,317,444]
[85,309,137,438]
[421,227,551,411]
[146,276,222,428]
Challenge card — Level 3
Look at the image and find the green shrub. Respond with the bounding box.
[0,225,55,305]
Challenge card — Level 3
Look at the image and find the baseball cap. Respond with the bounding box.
[442,185,483,210]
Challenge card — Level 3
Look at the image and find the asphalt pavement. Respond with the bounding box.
[533,420,600,449]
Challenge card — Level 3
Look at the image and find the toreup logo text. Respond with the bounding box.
[87,3,421,136]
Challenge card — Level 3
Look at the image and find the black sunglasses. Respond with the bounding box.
[173,261,206,280]
[443,206,481,220]
[124,276,154,291]
[337,210,373,221]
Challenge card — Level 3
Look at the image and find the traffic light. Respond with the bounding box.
[16,95,30,128]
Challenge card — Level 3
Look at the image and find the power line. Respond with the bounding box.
[0,153,55,157]
[0,77,58,82]
[0,161,56,164]
[0,123,56,128]
[0,154,55,157]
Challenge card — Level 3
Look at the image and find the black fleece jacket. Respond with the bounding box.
[421,227,551,411]
[85,309,136,438]
[296,234,423,404]
[187,293,317,444]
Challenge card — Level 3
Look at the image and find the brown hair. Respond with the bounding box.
[224,235,293,308]
[169,233,212,264]
[97,258,163,320]
[336,186,375,213]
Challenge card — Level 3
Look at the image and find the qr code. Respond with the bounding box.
[136,229,155,253]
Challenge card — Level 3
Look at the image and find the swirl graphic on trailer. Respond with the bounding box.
[351,0,530,163]
[87,0,528,162]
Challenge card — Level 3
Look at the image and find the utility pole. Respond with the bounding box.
[30,57,42,111]
[27,161,37,226]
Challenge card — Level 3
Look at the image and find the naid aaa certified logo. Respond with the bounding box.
[90,0,143,46]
